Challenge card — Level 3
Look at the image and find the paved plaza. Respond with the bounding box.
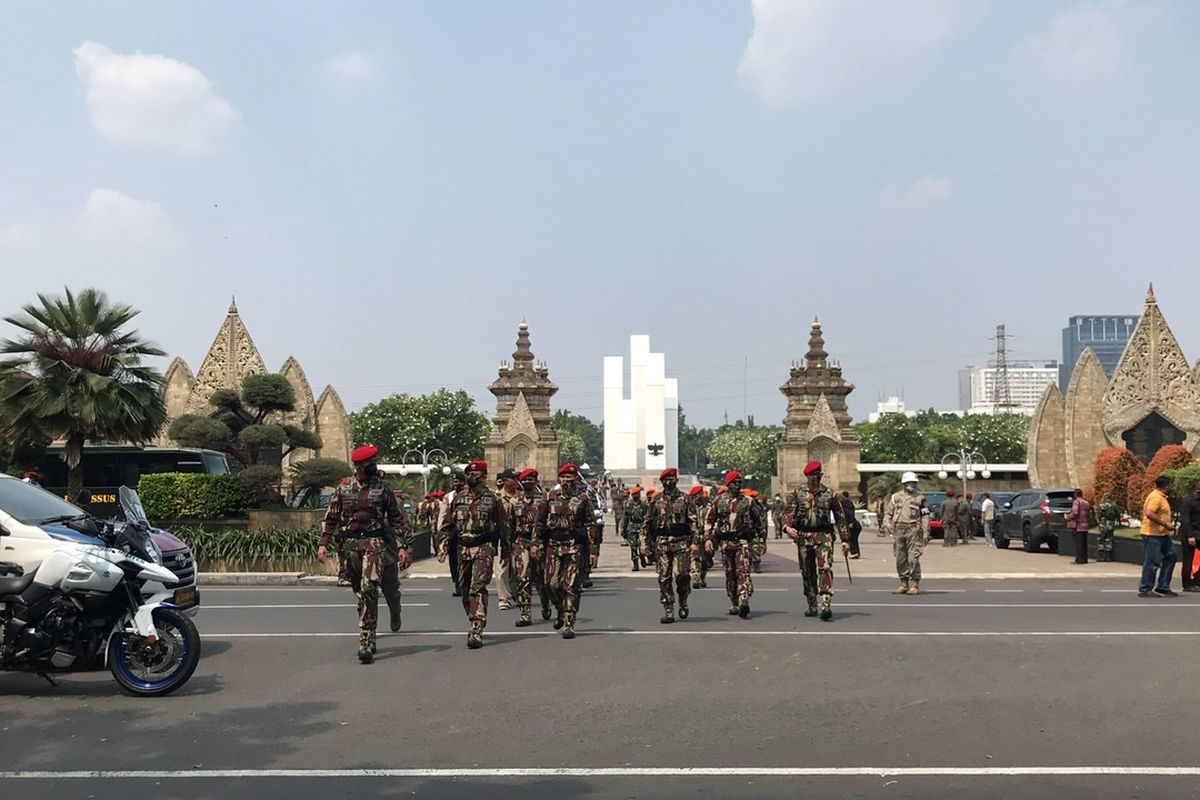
[2,528,1197,800]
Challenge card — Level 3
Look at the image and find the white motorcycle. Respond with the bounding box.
[0,487,201,696]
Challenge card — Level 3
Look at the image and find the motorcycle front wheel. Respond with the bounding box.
[108,608,201,697]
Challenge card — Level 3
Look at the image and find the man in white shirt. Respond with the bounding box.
[980,493,996,547]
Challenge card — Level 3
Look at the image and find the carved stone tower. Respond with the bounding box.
[484,322,561,476]
[776,318,861,496]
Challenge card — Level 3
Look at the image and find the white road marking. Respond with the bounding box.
[983,589,1023,593]
[838,603,1197,609]
[867,589,966,593]
[636,587,788,592]
[201,630,1200,638]
[4,766,1200,779]
[201,604,430,609]
[1043,589,1082,593]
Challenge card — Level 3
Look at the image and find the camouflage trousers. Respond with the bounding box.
[506,536,548,618]
[690,546,712,584]
[750,538,764,567]
[1097,528,1116,561]
[544,541,584,627]
[721,542,754,607]
[655,536,693,613]
[942,523,959,547]
[625,535,641,565]
[894,526,924,584]
[797,534,834,612]
[455,542,495,634]
[344,538,400,651]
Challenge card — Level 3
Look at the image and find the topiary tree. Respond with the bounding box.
[1092,447,1147,516]
[291,457,353,507]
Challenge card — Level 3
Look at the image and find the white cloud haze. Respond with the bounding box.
[739,0,978,105]
[1019,4,1129,94]
[875,176,955,219]
[80,188,177,250]
[317,50,377,83]
[73,41,239,155]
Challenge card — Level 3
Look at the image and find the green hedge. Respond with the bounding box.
[138,473,257,520]
[170,526,319,560]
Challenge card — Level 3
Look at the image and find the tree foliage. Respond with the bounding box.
[678,407,716,473]
[1128,444,1198,511]
[350,389,490,464]
[168,373,321,469]
[557,429,587,466]
[855,411,1029,463]
[706,426,780,488]
[552,410,603,468]
[0,288,166,497]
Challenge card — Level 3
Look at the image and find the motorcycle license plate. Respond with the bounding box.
[172,587,198,608]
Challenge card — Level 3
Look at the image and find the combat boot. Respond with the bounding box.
[738,604,751,619]
[631,558,640,572]
[562,627,576,640]
[357,647,374,665]
[389,603,402,632]
[728,606,739,615]
[515,611,532,628]
[679,602,689,620]
[906,582,920,595]
[553,612,564,630]
[804,605,818,618]
[660,608,675,625]
[893,582,909,595]
[819,608,833,622]
[541,601,552,620]
[467,633,482,649]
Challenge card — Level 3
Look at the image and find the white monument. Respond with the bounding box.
[603,335,679,471]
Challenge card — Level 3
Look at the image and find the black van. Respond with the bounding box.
[32,445,232,516]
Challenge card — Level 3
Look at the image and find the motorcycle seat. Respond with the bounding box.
[0,572,36,598]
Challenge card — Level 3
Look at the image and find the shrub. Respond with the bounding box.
[1092,447,1146,516]
[170,526,319,561]
[1128,445,1197,512]
[238,464,283,506]
[138,473,257,519]
[1164,463,1200,499]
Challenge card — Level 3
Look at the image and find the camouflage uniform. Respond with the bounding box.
[1097,500,1120,562]
[705,487,765,615]
[749,493,769,573]
[440,485,508,644]
[320,474,411,653]
[622,495,649,570]
[783,483,849,616]
[690,493,713,587]
[640,486,697,621]
[940,496,961,548]
[772,495,785,539]
[539,483,597,634]
[883,489,931,593]
[507,485,551,624]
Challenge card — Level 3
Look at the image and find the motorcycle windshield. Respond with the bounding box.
[119,486,151,527]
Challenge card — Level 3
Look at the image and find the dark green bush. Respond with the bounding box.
[138,473,257,519]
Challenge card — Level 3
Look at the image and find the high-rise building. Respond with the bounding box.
[1060,315,1138,392]
[603,335,679,471]
[963,361,1059,415]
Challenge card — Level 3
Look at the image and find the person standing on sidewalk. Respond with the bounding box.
[1178,483,1200,593]
[883,472,930,595]
[1097,495,1120,562]
[1066,488,1092,564]
[940,489,961,548]
[1138,475,1178,598]
[980,492,996,547]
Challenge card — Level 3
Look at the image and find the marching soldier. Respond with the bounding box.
[782,460,850,621]
[509,468,551,625]
[495,469,521,611]
[882,471,931,595]
[704,471,764,618]
[621,486,648,570]
[317,445,412,664]
[640,468,698,624]
[438,459,508,649]
[772,493,785,539]
[689,486,712,588]
[744,488,768,574]
[436,471,468,597]
[417,490,442,558]
[1097,494,1120,563]
[539,463,598,639]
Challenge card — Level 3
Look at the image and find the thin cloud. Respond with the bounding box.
[739,0,979,105]
[875,176,955,219]
[317,50,377,83]
[74,41,239,155]
[80,188,178,250]
[1018,4,1129,95]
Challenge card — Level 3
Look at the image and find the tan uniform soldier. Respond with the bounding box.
[882,471,931,595]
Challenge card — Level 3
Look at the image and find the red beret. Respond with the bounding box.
[688,486,703,496]
[660,467,678,480]
[22,470,40,479]
[803,460,822,476]
[351,445,379,464]
[465,459,488,473]
[558,463,579,478]
[629,486,642,494]
[519,468,539,481]
[723,470,741,486]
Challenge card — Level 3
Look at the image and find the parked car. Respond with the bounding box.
[923,492,948,538]
[994,488,1074,552]
[971,491,1019,537]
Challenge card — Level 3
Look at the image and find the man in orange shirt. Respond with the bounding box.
[1138,475,1179,598]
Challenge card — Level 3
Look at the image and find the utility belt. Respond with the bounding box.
[797,526,834,535]
[457,531,499,548]
[716,530,756,543]
[543,529,585,543]
[343,528,389,540]
[652,524,692,539]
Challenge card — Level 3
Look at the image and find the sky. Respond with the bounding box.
[2,1,1199,429]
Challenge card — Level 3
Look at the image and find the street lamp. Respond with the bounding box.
[937,448,991,498]
[403,447,449,496]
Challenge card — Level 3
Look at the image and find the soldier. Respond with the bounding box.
[1097,494,1120,563]
[540,463,598,639]
[436,471,468,597]
[782,460,850,621]
[612,484,627,558]
[704,470,764,618]
[579,465,604,589]
[744,488,768,574]
[416,490,442,558]
[640,468,698,624]
[941,489,960,548]
[495,469,521,611]
[689,486,713,588]
[621,486,648,570]
[438,459,508,649]
[507,468,550,626]
[883,471,931,595]
[772,493,785,539]
[317,445,412,664]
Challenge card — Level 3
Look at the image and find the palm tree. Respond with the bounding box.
[0,288,167,498]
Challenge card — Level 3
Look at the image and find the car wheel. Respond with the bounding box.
[1046,537,1059,554]
[1021,523,1037,553]
[995,536,1010,549]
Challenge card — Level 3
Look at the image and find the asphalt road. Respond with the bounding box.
[3,575,1200,800]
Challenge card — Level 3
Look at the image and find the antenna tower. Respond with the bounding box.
[991,324,1015,413]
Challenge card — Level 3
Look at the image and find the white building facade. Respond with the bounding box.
[961,361,1059,415]
[603,335,679,471]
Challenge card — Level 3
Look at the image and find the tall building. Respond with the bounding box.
[963,361,1059,415]
[603,335,679,471]
[1060,315,1138,392]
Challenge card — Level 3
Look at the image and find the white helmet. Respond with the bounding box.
[900,471,919,485]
